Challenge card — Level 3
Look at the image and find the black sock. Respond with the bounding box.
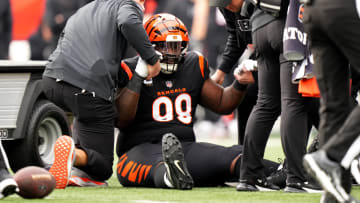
[153,164,168,188]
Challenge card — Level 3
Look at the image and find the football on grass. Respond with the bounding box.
[14,166,56,199]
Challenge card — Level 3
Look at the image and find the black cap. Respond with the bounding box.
[209,0,231,7]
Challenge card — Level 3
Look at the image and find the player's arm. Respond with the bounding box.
[201,59,256,114]
[116,3,160,79]
[200,79,247,114]
[115,59,145,129]
[115,83,140,129]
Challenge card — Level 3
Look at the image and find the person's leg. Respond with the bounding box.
[280,58,318,192]
[237,81,258,145]
[43,77,116,183]
[303,0,360,201]
[238,20,282,191]
[325,108,360,167]
[116,143,164,188]
[183,142,243,186]
[304,3,352,148]
[117,134,193,190]
[319,0,360,166]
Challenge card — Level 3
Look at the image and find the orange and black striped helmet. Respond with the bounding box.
[144,13,189,74]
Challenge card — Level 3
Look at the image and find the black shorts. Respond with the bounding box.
[116,142,243,187]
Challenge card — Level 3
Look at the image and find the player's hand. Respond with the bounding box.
[234,67,255,84]
[211,69,226,85]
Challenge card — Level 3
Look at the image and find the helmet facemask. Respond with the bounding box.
[154,35,188,74]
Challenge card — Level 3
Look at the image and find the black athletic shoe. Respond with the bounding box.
[303,150,358,203]
[162,133,193,190]
[266,166,287,189]
[236,177,280,192]
[0,169,18,199]
[284,181,322,193]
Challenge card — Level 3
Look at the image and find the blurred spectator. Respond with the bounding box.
[29,0,93,60]
[0,0,12,59]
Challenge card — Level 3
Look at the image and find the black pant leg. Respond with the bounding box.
[240,20,282,180]
[237,81,258,145]
[116,143,163,187]
[304,0,360,192]
[42,76,116,181]
[280,57,311,183]
[325,107,360,165]
[183,142,243,186]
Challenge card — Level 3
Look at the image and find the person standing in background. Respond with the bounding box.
[302,0,360,202]
[29,0,94,60]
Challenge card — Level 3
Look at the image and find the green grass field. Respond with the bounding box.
[4,136,360,202]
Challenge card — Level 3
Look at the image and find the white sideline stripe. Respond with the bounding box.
[341,135,360,169]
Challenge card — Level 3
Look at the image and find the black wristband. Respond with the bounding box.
[146,54,160,66]
[126,72,144,93]
[233,80,248,91]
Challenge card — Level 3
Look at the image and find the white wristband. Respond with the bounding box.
[135,57,148,78]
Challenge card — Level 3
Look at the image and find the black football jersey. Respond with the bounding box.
[118,51,210,151]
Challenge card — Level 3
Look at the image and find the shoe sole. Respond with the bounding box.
[284,186,322,193]
[303,154,350,203]
[49,136,75,189]
[236,184,259,192]
[0,179,18,199]
[68,176,108,187]
[162,133,193,190]
[255,185,279,192]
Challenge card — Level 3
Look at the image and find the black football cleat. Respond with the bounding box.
[266,165,287,189]
[303,150,359,203]
[162,133,193,190]
[0,169,18,199]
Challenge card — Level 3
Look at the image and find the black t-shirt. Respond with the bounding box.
[118,51,210,152]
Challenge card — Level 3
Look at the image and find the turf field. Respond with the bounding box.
[5,136,360,202]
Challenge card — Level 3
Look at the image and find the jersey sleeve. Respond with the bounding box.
[193,51,210,81]
[117,56,138,88]
[116,2,157,64]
